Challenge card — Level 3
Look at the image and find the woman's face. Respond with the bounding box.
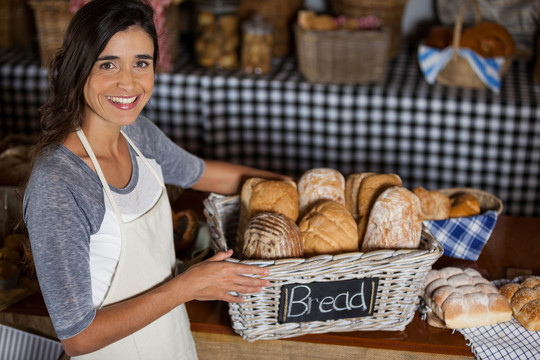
[83,26,154,129]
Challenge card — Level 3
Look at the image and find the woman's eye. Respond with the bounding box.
[99,62,115,70]
[135,61,150,69]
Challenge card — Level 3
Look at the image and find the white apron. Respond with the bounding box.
[73,129,198,360]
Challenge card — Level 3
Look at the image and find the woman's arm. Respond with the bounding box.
[61,250,269,356]
[192,160,294,195]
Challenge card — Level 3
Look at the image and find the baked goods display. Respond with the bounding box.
[238,169,429,260]
[298,200,358,257]
[499,277,540,331]
[242,212,303,260]
[360,186,423,252]
[297,10,382,32]
[423,267,512,329]
[195,11,239,69]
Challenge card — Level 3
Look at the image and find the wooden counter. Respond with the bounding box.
[2,190,539,359]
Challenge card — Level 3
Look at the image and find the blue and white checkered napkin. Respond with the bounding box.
[418,44,506,93]
[458,318,540,360]
[423,210,498,261]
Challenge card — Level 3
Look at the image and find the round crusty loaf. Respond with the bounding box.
[361,186,423,252]
[297,168,345,217]
[299,200,358,257]
[242,212,303,260]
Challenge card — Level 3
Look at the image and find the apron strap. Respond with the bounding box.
[76,128,124,223]
[120,129,165,188]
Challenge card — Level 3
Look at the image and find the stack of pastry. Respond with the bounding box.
[499,277,540,331]
[423,267,512,329]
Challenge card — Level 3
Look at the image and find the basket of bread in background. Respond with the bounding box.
[294,10,390,84]
[418,0,515,93]
[204,168,444,341]
[414,187,502,261]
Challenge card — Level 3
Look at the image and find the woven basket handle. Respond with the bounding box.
[451,0,482,57]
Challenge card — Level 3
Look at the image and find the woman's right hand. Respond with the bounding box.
[175,249,270,303]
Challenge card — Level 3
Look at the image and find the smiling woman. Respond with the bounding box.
[21,0,290,359]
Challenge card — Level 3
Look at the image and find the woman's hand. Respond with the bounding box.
[177,249,270,303]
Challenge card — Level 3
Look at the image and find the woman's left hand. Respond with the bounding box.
[175,249,270,303]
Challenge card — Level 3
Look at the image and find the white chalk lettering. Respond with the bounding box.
[287,285,312,317]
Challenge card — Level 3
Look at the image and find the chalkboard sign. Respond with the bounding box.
[278,278,379,324]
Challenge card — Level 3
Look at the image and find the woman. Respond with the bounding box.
[23,0,289,358]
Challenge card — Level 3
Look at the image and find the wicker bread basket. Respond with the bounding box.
[294,24,390,84]
[203,193,443,341]
[29,0,72,66]
[329,0,408,59]
[438,188,503,215]
[435,0,513,90]
[29,0,181,69]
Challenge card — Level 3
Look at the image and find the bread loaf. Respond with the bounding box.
[356,173,402,241]
[237,177,266,254]
[345,172,373,221]
[299,200,358,257]
[297,168,345,217]
[423,267,512,329]
[412,187,451,220]
[236,178,298,255]
[500,276,540,331]
[242,212,303,260]
[360,186,422,252]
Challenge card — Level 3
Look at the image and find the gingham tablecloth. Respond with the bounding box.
[1,46,539,216]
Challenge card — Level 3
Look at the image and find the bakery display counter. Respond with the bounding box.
[2,190,539,359]
[1,47,540,217]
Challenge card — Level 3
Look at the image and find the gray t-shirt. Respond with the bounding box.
[23,115,205,340]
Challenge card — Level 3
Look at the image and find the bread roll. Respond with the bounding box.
[345,172,373,221]
[412,187,451,220]
[361,186,422,252]
[297,168,345,217]
[242,212,303,260]
[500,276,540,331]
[299,200,358,257]
[423,267,512,329]
[515,299,540,332]
[449,193,481,218]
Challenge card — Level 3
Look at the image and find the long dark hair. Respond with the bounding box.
[34,0,159,158]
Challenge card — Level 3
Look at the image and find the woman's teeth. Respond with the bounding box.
[107,96,137,104]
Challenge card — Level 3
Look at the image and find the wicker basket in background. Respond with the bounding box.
[29,0,72,66]
[0,0,36,49]
[0,0,12,48]
[203,193,443,341]
[435,0,513,90]
[329,0,409,59]
[29,0,181,69]
[294,24,390,84]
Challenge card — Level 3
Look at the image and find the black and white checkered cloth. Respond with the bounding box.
[1,46,539,216]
